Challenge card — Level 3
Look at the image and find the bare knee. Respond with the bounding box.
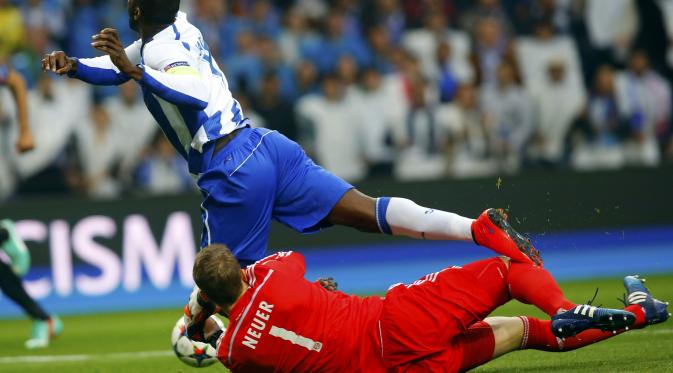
[483,317,524,358]
[326,189,379,233]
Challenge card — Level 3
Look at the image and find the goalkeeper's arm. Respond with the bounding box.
[184,286,221,342]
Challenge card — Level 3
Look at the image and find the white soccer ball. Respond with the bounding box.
[171,315,224,368]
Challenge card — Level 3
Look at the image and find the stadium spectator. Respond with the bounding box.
[528,60,586,167]
[516,18,585,95]
[435,40,462,103]
[254,72,297,140]
[13,75,77,187]
[438,83,495,178]
[394,75,447,181]
[225,30,262,95]
[480,60,534,173]
[293,60,320,99]
[191,0,241,60]
[311,10,371,72]
[459,0,512,37]
[293,0,329,22]
[234,91,266,129]
[356,67,406,177]
[74,104,121,199]
[361,0,406,45]
[571,65,627,170]
[256,35,295,99]
[103,81,157,183]
[248,0,281,37]
[365,24,397,74]
[20,0,65,50]
[0,0,25,59]
[65,0,103,59]
[470,16,516,88]
[585,0,638,63]
[135,133,194,195]
[615,50,672,166]
[335,54,360,91]
[402,13,473,85]
[277,8,321,67]
[296,74,366,182]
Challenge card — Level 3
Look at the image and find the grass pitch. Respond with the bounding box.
[0,275,671,373]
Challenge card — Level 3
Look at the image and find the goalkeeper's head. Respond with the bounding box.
[193,244,245,310]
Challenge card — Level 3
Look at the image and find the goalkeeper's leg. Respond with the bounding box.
[455,312,648,371]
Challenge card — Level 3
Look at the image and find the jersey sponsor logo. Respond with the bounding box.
[242,301,274,350]
[163,61,190,72]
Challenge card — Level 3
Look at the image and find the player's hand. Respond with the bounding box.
[91,28,142,80]
[316,277,338,292]
[184,287,221,342]
[42,51,76,75]
[16,131,35,153]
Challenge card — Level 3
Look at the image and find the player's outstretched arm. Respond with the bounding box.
[184,286,221,342]
[5,69,34,153]
[43,32,141,86]
[92,28,208,110]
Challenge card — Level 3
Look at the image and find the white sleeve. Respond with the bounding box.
[137,41,209,110]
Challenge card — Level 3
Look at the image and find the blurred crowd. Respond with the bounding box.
[1,0,673,200]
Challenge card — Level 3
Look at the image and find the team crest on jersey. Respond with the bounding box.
[163,61,190,71]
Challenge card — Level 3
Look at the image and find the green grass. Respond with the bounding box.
[0,275,672,373]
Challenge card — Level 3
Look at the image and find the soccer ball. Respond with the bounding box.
[171,315,224,368]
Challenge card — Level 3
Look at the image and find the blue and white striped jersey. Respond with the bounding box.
[70,12,249,174]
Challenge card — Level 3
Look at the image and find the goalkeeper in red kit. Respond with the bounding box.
[187,246,669,372]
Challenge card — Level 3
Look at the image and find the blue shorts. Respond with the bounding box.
[197,127,353,264]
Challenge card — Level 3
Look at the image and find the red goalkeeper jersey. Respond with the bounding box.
[216,251,387,373]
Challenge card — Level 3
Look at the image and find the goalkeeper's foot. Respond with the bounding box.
[25,316,63,349]
[622,275,670,326]
[551,305,635,338]
[471,209,542,266]
[0,220,31,276]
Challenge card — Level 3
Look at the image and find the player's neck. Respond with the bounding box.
[140,23,172,41]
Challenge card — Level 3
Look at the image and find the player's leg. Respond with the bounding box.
[379,257,513,367]
[0,260,49,322]
[326,191,541,265]
[0,255,62,348]
[197,128,279,266]
[456,277,672,370]
[507,260,576,316]
[459,256,576,318]
[264,131,354,237]
[456,311,650,372]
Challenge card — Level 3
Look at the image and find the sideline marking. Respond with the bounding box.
[0,350,173,364]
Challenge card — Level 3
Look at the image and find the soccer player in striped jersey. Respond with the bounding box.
[42,0,542,337]
[190,245,669,373]
[0,62,62,348]
[42,0,539,267]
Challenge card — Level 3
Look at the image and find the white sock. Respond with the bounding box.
[376,197,475,241]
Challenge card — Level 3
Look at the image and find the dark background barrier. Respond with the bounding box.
[1,166,672,265]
